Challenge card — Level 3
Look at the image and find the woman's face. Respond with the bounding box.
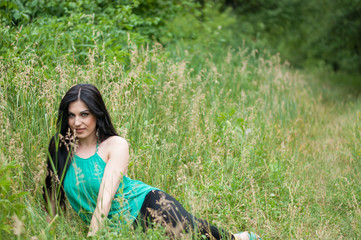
[68,100,97,140]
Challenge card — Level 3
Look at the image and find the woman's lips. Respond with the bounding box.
[76,128,85,133]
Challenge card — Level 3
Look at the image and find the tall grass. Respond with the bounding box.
[0,37,360,239]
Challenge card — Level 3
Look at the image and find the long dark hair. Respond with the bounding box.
[43,84,118,213]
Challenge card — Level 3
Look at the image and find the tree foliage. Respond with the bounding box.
[1,0,360,73]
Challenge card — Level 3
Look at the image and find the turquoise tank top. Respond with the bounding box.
[63,150,157,225]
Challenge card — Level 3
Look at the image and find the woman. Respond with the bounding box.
[44,84,261,240]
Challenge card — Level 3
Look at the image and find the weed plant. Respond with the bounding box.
[0,35,360,239]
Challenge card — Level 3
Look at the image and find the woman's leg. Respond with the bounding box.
[138,190,235,240]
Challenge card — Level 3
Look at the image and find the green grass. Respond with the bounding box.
[1,36,361,239]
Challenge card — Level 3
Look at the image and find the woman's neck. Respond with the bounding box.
[76,135,98,149]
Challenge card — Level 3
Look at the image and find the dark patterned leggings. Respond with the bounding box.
[136,190,235,239]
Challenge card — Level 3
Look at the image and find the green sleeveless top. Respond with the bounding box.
[63,149,157,225]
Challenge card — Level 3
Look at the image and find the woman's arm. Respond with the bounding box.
[88,136,129,236]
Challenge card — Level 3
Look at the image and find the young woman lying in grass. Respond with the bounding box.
[43,83,261,240]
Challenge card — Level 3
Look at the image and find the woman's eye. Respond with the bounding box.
[68,114,75,118]
[81,113,89,117]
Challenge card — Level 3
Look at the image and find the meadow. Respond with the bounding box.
[1,3,361,238]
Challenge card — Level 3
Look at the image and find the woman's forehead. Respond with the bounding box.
[68,100,89,112]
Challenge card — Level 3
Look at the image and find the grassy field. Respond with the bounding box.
[1,37,360,239]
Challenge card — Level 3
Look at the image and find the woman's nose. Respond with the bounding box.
[74,117,81,126]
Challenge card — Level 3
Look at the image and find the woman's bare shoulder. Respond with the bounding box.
[99,136,129,162]
[102,136,128,148]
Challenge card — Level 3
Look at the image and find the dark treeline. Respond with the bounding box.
[1,0,360,73]
[221,0,361,74]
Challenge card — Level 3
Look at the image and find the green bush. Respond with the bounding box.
[0,0,197,63]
